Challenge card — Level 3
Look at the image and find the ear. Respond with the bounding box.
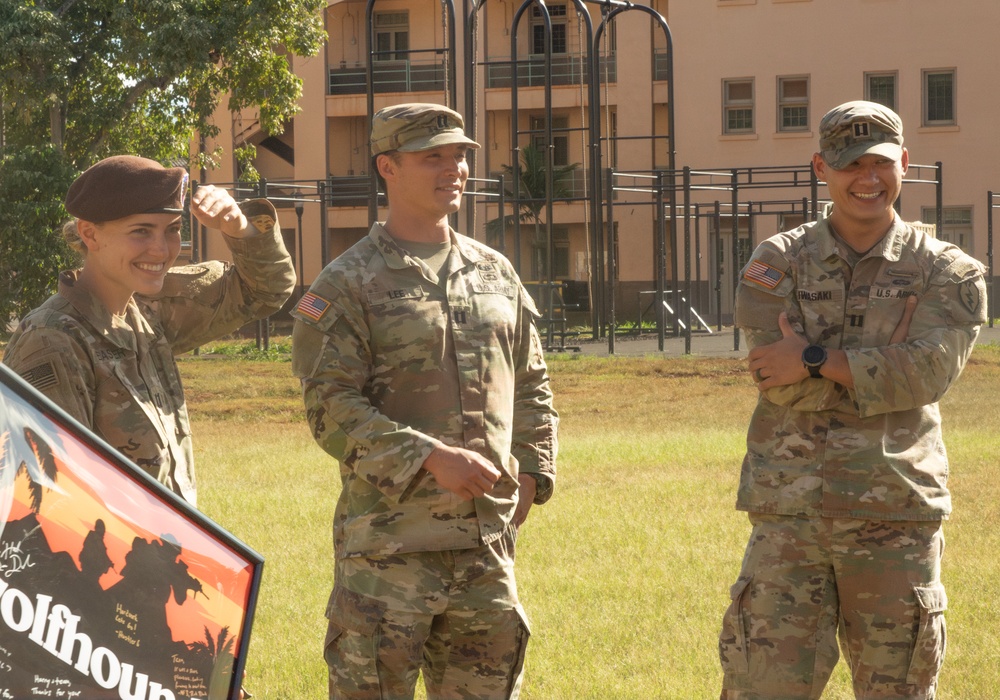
[376,153,397,182]
[76,220,101,253]
[899,147,909,175]
[811,152,827,182]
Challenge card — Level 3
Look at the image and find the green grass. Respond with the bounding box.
[179,342,1000,699]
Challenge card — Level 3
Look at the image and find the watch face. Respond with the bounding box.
[803,345,826,365]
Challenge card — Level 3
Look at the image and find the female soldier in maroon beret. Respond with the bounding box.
[3,155,296,507]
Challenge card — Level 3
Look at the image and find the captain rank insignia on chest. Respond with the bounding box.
[451,305,470,326]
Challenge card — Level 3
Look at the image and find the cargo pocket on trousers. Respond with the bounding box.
[324,585,387,668]
[504,604,532,698]
[906,583,947,686]
[719,577,752,677]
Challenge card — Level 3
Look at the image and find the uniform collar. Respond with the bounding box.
[368,222,497,279]
[815,203,908,263]
[57,269,139,350]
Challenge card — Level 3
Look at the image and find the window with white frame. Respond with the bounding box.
[865,72,898,112]
[723,79,754,134]
[777,76,809,132]
[923,69,956,126]
[922,206,973,252]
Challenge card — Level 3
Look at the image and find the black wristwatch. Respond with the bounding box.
[802,344,828,379]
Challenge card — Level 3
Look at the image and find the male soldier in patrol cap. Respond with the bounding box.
[291,103,558,699]
[717,100,988,699]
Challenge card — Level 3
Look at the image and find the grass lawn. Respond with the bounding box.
[177,340,1000,699]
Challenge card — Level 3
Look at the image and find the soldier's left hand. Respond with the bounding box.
[748,312,808,389]
[191,184,249,238]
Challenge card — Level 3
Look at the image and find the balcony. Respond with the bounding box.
[485,53,616,88]
[329,58,447,95]
[484,168,592,200]
[325,175,374,207]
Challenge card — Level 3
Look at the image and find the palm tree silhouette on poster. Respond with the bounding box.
[188,625,238,700]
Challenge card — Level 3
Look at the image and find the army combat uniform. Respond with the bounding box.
[719,206,987,699]
[3,200,295,506]
[291,223,557,699]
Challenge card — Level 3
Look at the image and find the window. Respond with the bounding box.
[530,115,570,166]
[532,4,568,54]
[865,72,897,111]
[374,11,409,61]
[723,79,754,134]
[923,69,956,125]
[777,76,809,132]
[922,206,973,252]
[532,227,571,280]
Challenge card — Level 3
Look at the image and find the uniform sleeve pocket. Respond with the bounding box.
[718,576,752,677]
[906,583,947,685]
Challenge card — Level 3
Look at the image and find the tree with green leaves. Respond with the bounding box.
[0,0,324,332]
[486,144,579,280]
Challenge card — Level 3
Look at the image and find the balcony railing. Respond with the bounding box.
[484,169,591,200]
[329,58,447,95]
[321,170,595,208]
[325,175,373,207]
[485,53,616,88]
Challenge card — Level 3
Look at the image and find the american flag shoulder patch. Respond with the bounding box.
[21,361,59,391]
[744,260,786,289]
[296,291,332,321]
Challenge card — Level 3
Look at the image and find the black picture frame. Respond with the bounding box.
[0,363,263,700]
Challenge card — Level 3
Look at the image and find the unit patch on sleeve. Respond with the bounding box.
[959,279,982,316]
[743,259,786,290]
[297,291,332,321]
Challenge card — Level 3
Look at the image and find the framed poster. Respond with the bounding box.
[0,363,263,700]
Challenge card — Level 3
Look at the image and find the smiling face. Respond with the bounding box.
[379,143,470,223]
[813,149,909,243]
[76,213,182,315]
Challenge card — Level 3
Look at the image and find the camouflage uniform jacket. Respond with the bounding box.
[291,223,558,558]
[735,208,987,521]
[3,200,295,506]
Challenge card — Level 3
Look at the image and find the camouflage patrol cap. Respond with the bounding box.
[819,100,904,170]
[65,155,188,223]
[370,103,480,156]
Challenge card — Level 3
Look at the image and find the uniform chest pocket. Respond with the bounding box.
[366,286,448,349]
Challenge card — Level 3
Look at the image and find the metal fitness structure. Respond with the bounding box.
[189,1,996,354]
[357,0,676,352]
[612,160,947,355]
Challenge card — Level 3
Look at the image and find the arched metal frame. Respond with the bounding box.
[345,2,970,354]
[460,0,673,351]
[354,0,673,351]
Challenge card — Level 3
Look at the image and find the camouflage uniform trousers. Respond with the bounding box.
[324,528,529,700]
[719,514,946,700]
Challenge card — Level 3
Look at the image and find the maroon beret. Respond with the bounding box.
[65,155,189,223]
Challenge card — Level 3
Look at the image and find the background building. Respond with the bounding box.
[197,0,996,331]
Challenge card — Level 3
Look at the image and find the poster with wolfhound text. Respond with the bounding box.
[0,363,262,700]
